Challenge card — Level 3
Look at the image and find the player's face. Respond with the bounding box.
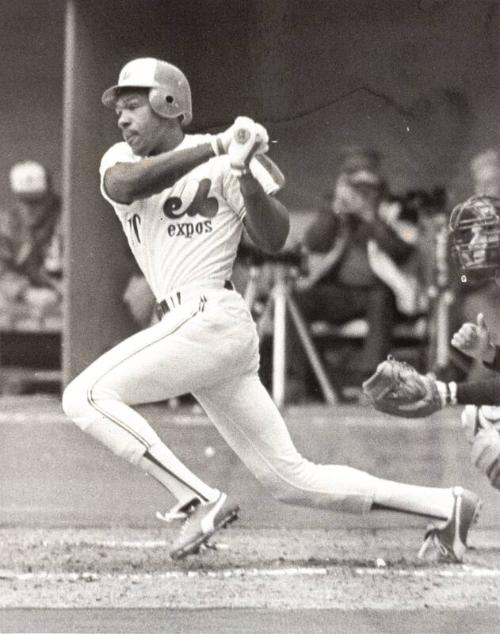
[115,91,166,156]
[467,223,497,265]
[468,225,487,264]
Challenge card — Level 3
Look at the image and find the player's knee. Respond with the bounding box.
[268,485,301,505]
[62,379,83,419]
[256,472,304,505]
[62,376,97,429]
[63,378,146,464]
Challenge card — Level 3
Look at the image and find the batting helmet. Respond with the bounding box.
[449,195,500,284]
[101,57,192,125]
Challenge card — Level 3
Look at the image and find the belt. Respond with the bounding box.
[155,280,234,320]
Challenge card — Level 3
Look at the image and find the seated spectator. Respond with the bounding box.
[294,147,420,384]
[0,161,62,329]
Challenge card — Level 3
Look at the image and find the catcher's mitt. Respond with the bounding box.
[462,406,500,490]
[362,356,443,418]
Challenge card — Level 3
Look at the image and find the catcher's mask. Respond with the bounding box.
[449,195,500,284]
[102,57,192,126]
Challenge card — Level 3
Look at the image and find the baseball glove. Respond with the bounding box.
[362,356,443,418]
[462,406,500,490]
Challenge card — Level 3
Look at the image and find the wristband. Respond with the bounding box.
[210,136,225,156]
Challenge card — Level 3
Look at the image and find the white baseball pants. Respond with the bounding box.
[63,284,435,515]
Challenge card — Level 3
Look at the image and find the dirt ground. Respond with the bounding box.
[1,396,500,632]
[1,526,500,610]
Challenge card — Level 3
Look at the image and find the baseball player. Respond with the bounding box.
[363,195,500,497]
[62,57,479,562]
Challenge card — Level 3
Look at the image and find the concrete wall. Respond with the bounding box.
[11,0,499,379]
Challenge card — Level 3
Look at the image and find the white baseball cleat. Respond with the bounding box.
[167,492,239,560]
[418,487,481,563]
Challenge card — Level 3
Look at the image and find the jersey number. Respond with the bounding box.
[127,214,141,243]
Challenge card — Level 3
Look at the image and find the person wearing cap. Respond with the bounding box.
[0,160,62,329]
[295,147,419,386]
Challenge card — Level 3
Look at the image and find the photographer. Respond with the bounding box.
[295,147,419,384]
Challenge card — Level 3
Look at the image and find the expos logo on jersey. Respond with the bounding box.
[128,178,219,244]
[162,178,218,238]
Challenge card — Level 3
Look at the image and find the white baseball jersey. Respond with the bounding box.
[100,135,280,301]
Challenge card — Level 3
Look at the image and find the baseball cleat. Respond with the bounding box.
[418,487,481,563]
[169,492,239,560]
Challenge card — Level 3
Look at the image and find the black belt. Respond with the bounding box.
[155,280,234,320]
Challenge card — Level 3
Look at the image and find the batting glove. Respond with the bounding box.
[253,122,269,154]
[228,118,268,177]
[209,116,253,156]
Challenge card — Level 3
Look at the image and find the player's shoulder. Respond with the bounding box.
[101,141,135,163]
[181,132,213,148]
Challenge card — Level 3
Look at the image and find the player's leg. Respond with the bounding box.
[194,372,480,559]
[62,308,222,507]
[63,373,219,507]
[196,373,457,516]
[62,302,242,558]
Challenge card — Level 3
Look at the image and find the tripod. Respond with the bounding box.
[244,262,339,409]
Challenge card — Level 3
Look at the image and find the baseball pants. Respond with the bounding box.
[62,284,422,515]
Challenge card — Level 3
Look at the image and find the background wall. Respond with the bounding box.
[3,0,500,379]
[83,0,500,210]
[0,0,64,210]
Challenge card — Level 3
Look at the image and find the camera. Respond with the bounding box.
[402,187,447,218]
[237,242,308,273]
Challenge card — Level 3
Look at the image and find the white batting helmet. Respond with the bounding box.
[101,57,192,125]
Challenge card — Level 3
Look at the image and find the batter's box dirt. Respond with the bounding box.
[1,527,500,609]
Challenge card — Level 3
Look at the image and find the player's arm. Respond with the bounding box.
[240,175,289,254]
[103,144,216,204]
[227,119,289,253]
[454,379,500,406]
[103,123,238,204]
